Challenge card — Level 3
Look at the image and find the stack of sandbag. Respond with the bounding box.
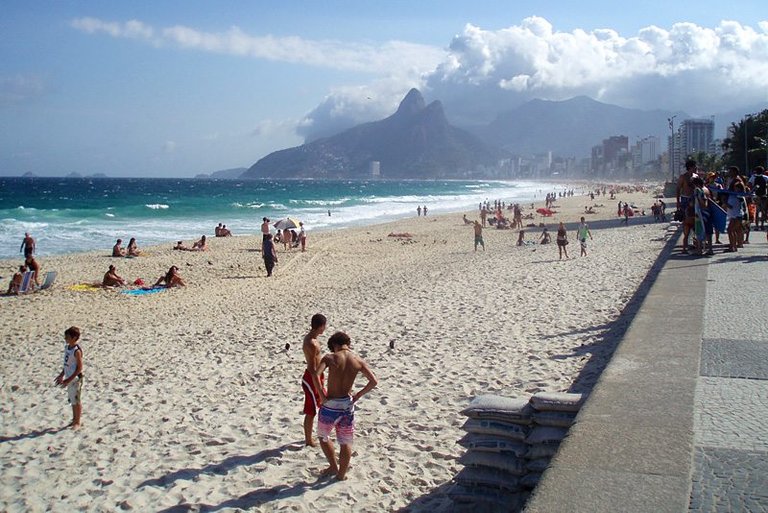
[523,392,585,488]
[448,395,533,512]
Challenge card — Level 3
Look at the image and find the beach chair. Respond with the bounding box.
[39,271,57,290]
[18,271,34,294]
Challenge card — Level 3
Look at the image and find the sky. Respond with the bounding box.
[1,1,766,177]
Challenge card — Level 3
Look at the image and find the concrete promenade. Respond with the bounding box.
[526,227,768,512]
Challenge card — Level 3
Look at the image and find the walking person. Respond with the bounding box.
[20,232,35,259]
[576,217,593,257]
[263,234,278,277]
[556,221,569,260]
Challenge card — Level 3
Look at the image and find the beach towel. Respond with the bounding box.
[68,283,101,292]
[121,287,166,296]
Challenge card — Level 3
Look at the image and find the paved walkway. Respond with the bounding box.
[526,228,768,513]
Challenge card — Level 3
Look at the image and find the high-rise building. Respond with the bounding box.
[680,118,715,158]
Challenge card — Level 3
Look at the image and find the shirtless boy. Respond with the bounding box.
[301,313,327,447]
[312,331,378,480]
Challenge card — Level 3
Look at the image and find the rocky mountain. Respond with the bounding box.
[244,89,508,179]
[480,96,687,157]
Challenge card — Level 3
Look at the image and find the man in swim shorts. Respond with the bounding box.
[313,331,378,480]
[677,159,697,253]
[301,313,327,447]
[473,220,485,252]
[576,216,593,257]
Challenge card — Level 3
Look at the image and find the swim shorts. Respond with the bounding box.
[301,369,324,415]
[474,235,484,247]
[580,238,587,249]
[67,375,83,406]
[317,396,355,446]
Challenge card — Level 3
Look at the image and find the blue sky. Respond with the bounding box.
[1,1,766,177]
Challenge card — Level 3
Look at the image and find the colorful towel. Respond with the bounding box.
[121,287,165,296]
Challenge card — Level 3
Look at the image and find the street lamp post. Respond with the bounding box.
[668,116,676,181]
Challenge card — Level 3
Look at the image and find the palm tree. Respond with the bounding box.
[722,110,768,172]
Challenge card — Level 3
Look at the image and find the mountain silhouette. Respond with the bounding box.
[244,89,507,179]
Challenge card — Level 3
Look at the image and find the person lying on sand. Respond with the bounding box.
[6,265,27,295]
[173,241,188,250]
[112,239,125,257]
[102,265,127,287]
[462,214,473,225]
[154,266,186,288]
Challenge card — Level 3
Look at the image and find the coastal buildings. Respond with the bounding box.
[668,118,715,175]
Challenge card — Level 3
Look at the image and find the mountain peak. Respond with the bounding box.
[395,88,426,117]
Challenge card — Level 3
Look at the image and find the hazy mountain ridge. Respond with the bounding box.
[244,89,508,179]
[480,96,688,157]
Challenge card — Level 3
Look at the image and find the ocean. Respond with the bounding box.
[0,177,561,259]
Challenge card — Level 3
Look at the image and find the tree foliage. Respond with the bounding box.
[722,110,768,172]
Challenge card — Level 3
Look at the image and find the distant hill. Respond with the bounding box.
[21,171,37,178]
[479,96,688,157]
[244,89,508,179]
[195,167,247,179]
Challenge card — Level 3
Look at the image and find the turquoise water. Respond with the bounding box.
[0,177,557,259]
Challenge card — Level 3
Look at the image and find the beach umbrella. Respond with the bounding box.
[273,217,302,230]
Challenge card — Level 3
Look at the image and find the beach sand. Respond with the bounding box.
[0,187,673,512]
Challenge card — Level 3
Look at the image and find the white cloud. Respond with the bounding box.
[71,17,445,75]
[300,17,768,136]
[426,17,768,123]
[0,74,46,106]
[162,140,176,153]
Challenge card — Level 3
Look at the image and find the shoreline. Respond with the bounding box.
[0,187,670,512]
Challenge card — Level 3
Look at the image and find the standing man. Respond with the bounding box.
[423,205,428,216]
[262,234,278,277]
[473,220,485,252]
[260,217,271,242]
[312,331,378,480]
[301,314,327,447]
[676,159,697,252]
[417,206,422,217]
[576,216,593,257]
[20,232,35,259]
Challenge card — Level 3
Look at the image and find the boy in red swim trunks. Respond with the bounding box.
[301,313,327,447]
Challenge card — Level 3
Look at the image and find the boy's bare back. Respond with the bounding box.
[324,350,370,399]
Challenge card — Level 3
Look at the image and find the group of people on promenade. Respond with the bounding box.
[676,159,767,255]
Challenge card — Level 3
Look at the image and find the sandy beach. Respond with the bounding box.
[0,186,673,512]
